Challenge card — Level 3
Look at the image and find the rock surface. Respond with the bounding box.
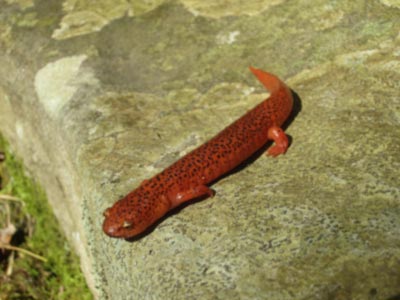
[1,0,400,299]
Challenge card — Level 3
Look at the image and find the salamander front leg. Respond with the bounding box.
[169,185,215,209]
[267,126,289,157]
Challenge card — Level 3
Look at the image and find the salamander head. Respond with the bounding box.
[102,191,171,239]
[102,200,148,238]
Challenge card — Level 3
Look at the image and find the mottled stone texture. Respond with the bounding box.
[1,0,400,299]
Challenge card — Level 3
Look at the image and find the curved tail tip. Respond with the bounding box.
[248,66,280,92]
[249,65,258,73]
[249,66,269,78]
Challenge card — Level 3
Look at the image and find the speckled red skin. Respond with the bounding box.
[103,67,293,238]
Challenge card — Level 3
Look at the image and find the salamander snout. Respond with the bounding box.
[102,199,147,238]
[103,207,111,217]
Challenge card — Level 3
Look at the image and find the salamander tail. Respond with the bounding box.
[249,66,281,92]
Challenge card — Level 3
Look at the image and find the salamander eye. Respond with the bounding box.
[122,221,133,228]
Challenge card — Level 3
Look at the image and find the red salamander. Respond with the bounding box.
[103,67,293,238]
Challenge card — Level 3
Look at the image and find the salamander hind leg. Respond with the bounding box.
[169,185,215,209]
[266,126,289,157]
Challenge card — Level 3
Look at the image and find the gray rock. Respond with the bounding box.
[1,0,399,299]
